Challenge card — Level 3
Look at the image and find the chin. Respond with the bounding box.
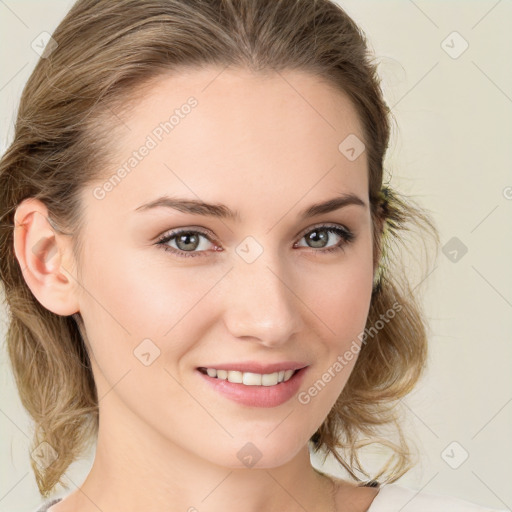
[201,433,309,470]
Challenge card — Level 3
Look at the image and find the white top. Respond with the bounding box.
[34,484,508,512]
[367,483,507,512]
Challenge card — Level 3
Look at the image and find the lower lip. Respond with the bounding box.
[197,367,309,408]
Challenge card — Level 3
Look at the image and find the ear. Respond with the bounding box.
[13,197,80,316]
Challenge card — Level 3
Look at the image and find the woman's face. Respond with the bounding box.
[74,67,375,468]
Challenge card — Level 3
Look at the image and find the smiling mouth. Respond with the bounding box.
[197,367,300,386]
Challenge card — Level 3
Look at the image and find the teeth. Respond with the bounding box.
[202,368,296,386]
[206,368,217,377]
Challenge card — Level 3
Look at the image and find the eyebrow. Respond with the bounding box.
[134,193,367,221]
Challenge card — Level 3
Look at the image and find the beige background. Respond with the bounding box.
[1,1,511,511]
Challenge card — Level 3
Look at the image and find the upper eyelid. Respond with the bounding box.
[297,222,351,236]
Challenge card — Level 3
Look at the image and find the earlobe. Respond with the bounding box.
[13,198,80,316]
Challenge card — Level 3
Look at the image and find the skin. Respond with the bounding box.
[14,68,381,512]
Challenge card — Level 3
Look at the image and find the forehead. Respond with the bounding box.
[88,67,368,220]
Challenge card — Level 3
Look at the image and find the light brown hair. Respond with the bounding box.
[0,0,439,498]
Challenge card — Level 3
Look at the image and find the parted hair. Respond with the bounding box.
[0,0,439,498]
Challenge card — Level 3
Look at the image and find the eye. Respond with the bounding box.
[155,229,217,258]
[294,224,355,254]
[155,223,355,259]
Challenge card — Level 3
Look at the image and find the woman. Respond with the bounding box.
[0,1,505,511]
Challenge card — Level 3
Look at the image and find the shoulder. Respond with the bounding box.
[366,483,508,512]
[32,497,63,512]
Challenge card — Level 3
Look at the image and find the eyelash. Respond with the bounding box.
[155,223,355,259]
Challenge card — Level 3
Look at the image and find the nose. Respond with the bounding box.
[221,252,304,348]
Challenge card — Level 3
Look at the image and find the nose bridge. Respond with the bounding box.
[222,245,303,346]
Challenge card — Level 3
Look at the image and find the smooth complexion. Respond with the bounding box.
[14,67,380,512]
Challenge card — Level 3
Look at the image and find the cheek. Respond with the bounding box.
[76,248,205,417]
[78,246,221,367]
[295,263,372,420]
[82,242,190,328]
[296,249,374,342]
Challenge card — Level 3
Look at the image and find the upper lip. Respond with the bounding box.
[197,361,309,374]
